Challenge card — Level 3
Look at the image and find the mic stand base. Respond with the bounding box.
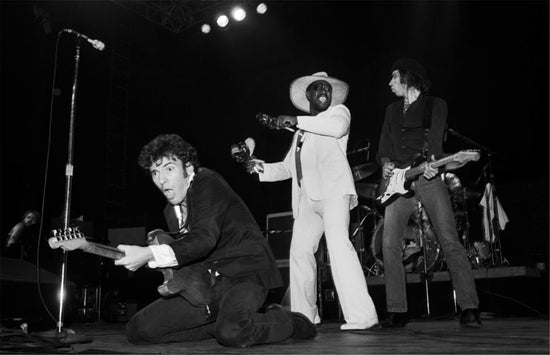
[30,328,93,345]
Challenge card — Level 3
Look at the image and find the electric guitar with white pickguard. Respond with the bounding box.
[376,150,480,206]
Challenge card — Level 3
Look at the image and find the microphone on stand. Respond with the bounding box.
[62,28,105,51]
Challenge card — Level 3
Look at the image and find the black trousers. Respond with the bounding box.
[126,275,293,347]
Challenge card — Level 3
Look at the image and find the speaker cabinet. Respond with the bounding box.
[265,211,293,262]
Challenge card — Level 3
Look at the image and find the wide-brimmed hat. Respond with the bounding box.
[290,72,349,113]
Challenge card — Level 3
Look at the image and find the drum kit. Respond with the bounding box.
[349,151,491,277]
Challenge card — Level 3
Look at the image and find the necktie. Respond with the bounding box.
[295,130,305,187]
[178,203,188,233]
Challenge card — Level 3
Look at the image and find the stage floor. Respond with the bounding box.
[2,317,548,354]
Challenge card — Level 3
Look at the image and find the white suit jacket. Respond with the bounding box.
[260,104,358,218]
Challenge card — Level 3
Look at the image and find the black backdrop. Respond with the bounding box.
[1,1,548,269]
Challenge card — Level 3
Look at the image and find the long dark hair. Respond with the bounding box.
[398,70,431,94]
[391,58,432,94]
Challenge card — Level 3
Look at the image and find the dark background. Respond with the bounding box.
[1,1,548,273]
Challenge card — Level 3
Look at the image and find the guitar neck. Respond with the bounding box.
[82,241,125,260]
[404,155,458,180]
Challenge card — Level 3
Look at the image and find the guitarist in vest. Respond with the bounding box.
[113,134,316,347]
[375,58,482,328]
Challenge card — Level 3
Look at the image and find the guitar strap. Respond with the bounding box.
[422,96,433,159]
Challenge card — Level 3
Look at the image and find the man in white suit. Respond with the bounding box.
[247,72,378,330]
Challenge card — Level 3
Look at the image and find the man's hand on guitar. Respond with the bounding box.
[114,245,154,272]
[423,155,439,180]
[382,161,395,179]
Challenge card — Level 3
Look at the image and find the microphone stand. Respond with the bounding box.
[447,128,505,266]
[56,38,81,333]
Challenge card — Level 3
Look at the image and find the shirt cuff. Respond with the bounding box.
[147,244,178,269]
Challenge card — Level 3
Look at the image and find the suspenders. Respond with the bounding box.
[422,96,433,159]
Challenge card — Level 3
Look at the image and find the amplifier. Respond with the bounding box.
[265,211,294,262]
[265,211,293,306]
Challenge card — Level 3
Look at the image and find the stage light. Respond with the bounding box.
[201,24,211,34]
[231,7,246,21]
[216,14,229,28]
[256,3,267,14]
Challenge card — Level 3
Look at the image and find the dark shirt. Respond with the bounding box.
[376,95,448,168]
[163,167,282,291]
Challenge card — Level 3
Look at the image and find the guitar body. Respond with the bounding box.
[377,166,414,205]
[147,229,214,306]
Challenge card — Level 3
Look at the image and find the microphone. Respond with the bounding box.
[62,28,105,51]
[256,113,295,132]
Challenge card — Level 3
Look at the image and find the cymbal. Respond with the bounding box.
[355,182,379,200]
[351,163,379,182]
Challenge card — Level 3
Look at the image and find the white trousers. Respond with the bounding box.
[289,188,378,325]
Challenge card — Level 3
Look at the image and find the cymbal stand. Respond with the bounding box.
[452,188,479,267]
[352,205,381,275]
[416,201,432,316]
[483,157,507,266]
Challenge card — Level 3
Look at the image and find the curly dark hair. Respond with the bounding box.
[138,134,200,171]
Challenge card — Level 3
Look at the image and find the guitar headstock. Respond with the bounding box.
[453,150,481,163]
[48,227,89,251]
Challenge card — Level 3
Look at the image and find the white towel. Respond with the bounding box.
[479,183,509,243]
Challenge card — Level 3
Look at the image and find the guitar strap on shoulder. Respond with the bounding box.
[422,96,433,159]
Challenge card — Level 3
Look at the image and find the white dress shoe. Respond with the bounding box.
[340,320,378,330]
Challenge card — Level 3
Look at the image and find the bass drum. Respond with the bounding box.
[370,219,442,273]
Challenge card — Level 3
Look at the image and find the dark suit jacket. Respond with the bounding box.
[163,167,282,291]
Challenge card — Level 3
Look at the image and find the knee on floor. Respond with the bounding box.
[126,315,160,344]
[215,315,265,348]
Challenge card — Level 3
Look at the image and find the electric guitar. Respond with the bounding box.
[48,227,214,307]
[376,150,480,206]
